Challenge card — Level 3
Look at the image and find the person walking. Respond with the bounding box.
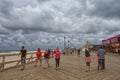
[44,49,50,69]
[18,46,27,71]
[34,48,42,67]
[77,48,81,57]
[85,49,91,72]
[118,46,120,56]
[53,47,61,70]
[66,48,69,56]
[48,49,51,56]
[96,51,100,70]
[98,46,106,70]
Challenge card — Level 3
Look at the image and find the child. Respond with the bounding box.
[97,51,100,70]
[44,49,50,69]
[85,49,91,72]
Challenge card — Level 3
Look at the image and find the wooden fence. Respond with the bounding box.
[0,52,38,71]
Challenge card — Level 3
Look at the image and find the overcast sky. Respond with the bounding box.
[0,0,120,50]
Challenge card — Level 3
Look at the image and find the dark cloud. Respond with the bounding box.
[0,0,120,50]
[0,0,120,34]
[87,0,120,19]
[0,0,14,19]
[37,0,51,3]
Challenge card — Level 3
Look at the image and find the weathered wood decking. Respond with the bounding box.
[0,52,120,80]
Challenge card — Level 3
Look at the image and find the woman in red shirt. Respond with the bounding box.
[53,47,61,70]
[34,48,42,67]
[44,49,50,69]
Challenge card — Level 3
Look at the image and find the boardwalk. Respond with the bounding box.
[0,52,120,80]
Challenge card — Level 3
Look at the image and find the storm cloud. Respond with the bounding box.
[0,0,120,50]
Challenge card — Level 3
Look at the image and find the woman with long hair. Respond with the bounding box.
[85,49,91,72]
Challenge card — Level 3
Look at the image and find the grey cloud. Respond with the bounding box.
[37,0,51,3]
[0,0,120,50]
[0,0,119,35]
[87,0,120,19]
[0,25,11,34]
[0,0,14,19]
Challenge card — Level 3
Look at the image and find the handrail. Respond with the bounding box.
[0,52,34,57]
[0,52,44,71]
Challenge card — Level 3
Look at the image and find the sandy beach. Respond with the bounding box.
[0,51,120,80]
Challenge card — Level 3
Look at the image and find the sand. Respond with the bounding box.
[0,51,120,80]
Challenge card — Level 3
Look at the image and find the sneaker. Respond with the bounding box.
[43,67,46,69]
[21,68,24,71]
[48,66,51,68]
[56,67,58,70]
[34,65,37,67]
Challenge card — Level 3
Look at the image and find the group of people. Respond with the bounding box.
[85,46,106,72]
[18,46,106,72]
[18,46,61,71]
[64,48,81,56]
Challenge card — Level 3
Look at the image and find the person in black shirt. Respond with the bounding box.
[77,48,81,57]
[18,46,27,71]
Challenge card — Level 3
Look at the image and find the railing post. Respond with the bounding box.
[31,54,33,62]
[16,60,21,66]
[2,56,5,71]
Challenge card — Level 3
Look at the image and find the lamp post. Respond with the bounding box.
[64,36,66,51]
[68,40,70,48]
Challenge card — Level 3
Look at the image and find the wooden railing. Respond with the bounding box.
[0,52,38,71]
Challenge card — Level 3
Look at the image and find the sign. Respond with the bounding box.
[110,37,118,44]
[102,39,110,45]
[102,40,106,45]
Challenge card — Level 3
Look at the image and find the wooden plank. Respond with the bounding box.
[2,56,5,70]
[0,57,37,64]
[0,52,44,57]
[0,54,18,57]
[4,60,20,64]
[0,53,30,57]
[0,64,2,70]
[2,57,36,64]
[5,61,35,71]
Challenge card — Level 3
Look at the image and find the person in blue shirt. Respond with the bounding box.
[48,49,51,56]
[98,46,106,70]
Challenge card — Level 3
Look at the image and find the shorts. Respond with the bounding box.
[86,62,90,66]
[78,52,80,55]
[37,57,42,60]
[21,57,26,63]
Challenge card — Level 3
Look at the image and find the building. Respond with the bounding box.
[102,34,120,53]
